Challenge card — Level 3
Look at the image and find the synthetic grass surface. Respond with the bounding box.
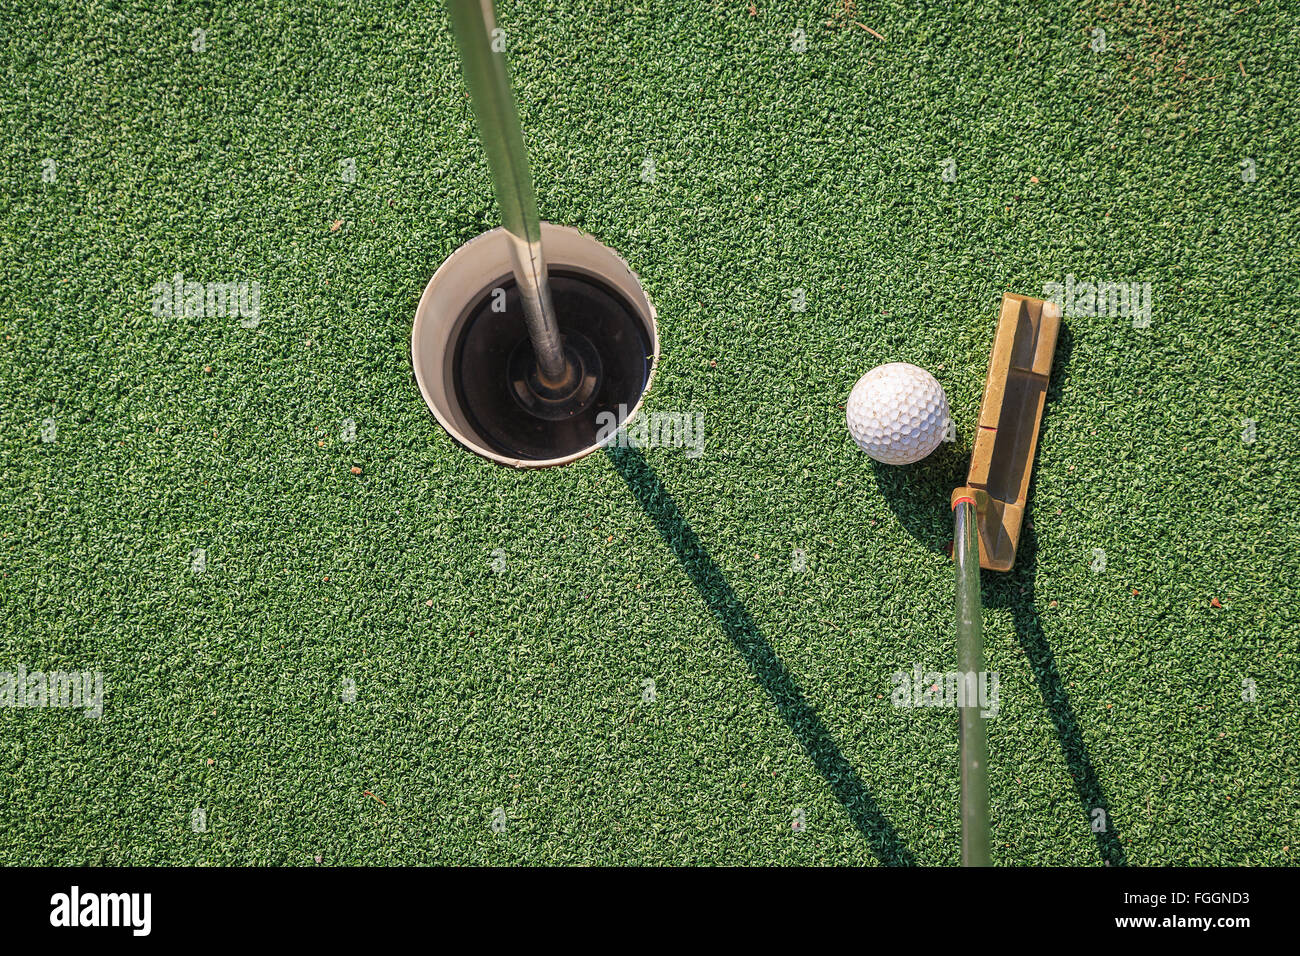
[1,0,1297,865]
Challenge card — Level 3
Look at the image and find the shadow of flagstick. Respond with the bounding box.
[605,444,916,865]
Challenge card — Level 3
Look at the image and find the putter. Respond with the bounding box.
[951,293,1062,865]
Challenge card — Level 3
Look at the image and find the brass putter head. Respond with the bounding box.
[952,293,1062,571]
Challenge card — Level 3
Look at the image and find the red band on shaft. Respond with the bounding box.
[952,496,977,510]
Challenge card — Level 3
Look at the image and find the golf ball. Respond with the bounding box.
[846,363,950,465]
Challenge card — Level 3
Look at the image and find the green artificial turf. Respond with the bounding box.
[1,0,1297,865]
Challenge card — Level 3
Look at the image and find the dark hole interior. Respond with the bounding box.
[452,270,653,461]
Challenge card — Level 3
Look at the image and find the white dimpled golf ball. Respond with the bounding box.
[846,363,950,465]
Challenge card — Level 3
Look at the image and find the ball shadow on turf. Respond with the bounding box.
[870,439,971,555]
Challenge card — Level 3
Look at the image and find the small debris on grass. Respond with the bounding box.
[362,790,387,807]
[351,465,362,475]
[425,599,433,607]
[1030,176,1040,184]
[1049,600,1058,608]
[1210,597,1222,608]
[202,365,212,373]
[330,219,343,232]
[1132,588,1140,596]
[207,758,214,765]
[314,855,323,864]
[748,3,757,15]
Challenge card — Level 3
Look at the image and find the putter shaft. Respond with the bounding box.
[446,0,568,385]
[955,497,991,866]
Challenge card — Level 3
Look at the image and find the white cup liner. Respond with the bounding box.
[412,223,659,468]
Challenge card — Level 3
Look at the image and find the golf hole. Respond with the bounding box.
[413,224,659,467]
